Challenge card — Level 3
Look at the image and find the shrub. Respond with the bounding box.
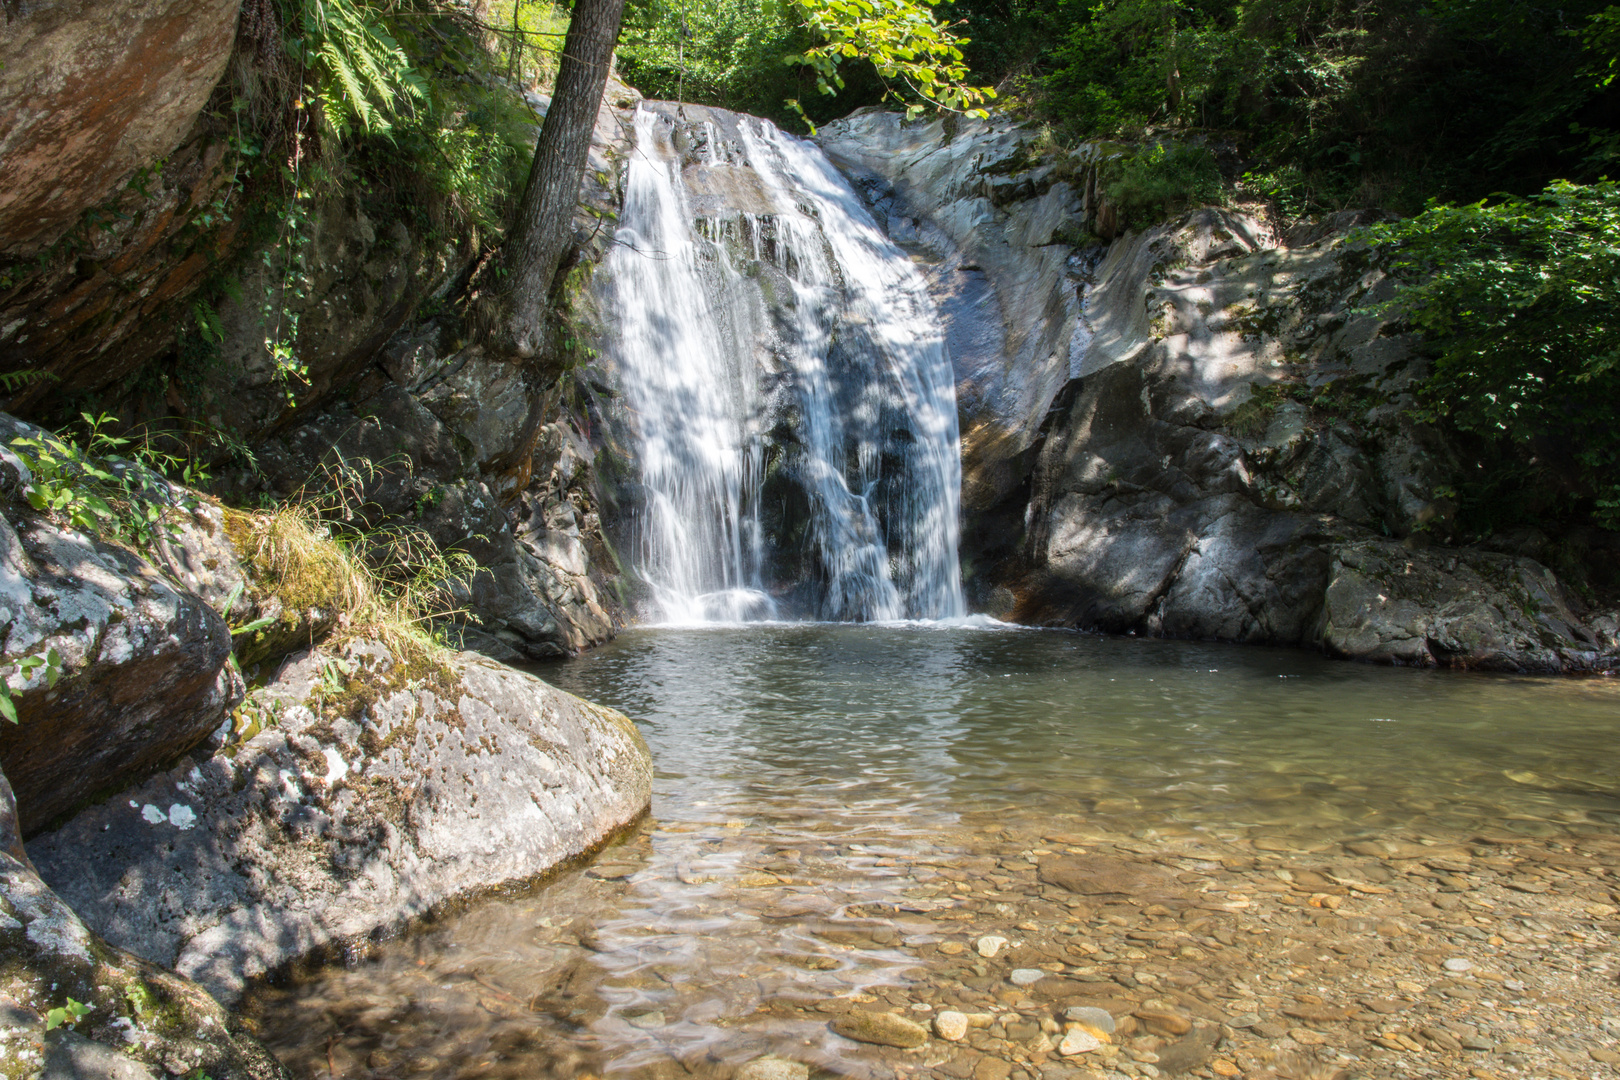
[1100,141,1223,229]
[1358,179,1620,533]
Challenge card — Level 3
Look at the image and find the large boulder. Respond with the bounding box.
[30,643,653,1004]
[0,420,242,835]
[0,0,241,258]
[1320,539,1614,671]
[0,769,289,1080]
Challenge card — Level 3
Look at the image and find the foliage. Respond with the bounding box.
[618,0,995,128]
[44,999,91,1032]
[225,451,479,670]
[484,0,577,88]
[286,0,429,138]
[1005,0,1620,214]
[619,0,820,121]
[787,0,996,128]
[1099,140,1221,228]
[1358,180,1620,532]
[0,648,62,724]
[8,414,210,547]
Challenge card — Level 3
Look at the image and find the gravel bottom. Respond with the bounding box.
[244,813,1620,1080]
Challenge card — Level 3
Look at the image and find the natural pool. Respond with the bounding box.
[243,626,1620,1080]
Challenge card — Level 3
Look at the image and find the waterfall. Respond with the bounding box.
[604,104,966,624]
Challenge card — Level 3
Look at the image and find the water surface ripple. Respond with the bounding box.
[245,627,1620,1079]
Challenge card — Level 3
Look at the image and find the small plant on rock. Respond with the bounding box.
[8,413,210,548]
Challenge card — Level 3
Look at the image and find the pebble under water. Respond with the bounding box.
[243,626,1620,1080]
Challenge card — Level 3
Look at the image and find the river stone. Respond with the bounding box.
[977,934,1009,957]
[1155,1026,1220,1075]
[1010,968,1046,986]
[29,643,653,1004]
[1444,957,1474,972]
[831,1010,930,1048]
[1135,1007,1193,1036]
[1065,1006,1117,1033]
[935,1010,970,1041]
[1037,856,1180,898]
[1058,1029,1101,1056]
[737,1059,810,1080]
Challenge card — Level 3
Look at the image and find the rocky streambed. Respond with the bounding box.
[238,787,1620,1080]
[236,626,1620,1080]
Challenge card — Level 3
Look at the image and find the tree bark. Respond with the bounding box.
[491,0,626,361]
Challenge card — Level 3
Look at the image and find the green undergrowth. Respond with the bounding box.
[222,459,476,670]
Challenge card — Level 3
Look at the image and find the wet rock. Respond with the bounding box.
[1038,856,1180,899]
[1134,1006,1193,1036]
[1065,1006,1117,1033]
[936,1011,970,1041]
[736,1058,810,1080]
[831,1009,930,1048]
[1058,1028,1101,1055]
[977,934,1009,957]
[1011,968,1046,986]
[30,644,653,1004]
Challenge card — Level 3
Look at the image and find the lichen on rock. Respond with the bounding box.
[29,642,653,1005]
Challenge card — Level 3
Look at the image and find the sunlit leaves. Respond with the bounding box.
[787,0,995,130]
[1359,181,1620,528]
[289,0,429,138]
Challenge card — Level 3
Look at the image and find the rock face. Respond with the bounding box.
[30,643,654,1004]
[0,769,289,1080]
[0,0,241,258]
[1320,539,1615,669]
[819,111,1620,672]
[246,370,621,660]
[819,112,1093,520]
[0,417,243,834]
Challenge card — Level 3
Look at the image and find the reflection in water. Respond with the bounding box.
[244,627,1620,1078]
[550,625,1620,837]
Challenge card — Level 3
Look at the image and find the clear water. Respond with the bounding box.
[244,628,1620,1079]
[604,106,965,624]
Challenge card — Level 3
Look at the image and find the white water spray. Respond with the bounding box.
[605,104,965,623]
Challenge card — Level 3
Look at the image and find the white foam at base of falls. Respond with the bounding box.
[605,105,966,624]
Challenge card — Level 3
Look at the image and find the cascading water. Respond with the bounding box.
[605,103,966,624]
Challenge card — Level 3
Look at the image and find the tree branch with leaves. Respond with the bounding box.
[786,0,995,131]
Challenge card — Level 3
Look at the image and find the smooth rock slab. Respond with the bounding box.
[30,644,653,1004]
[831,1010,930,1048]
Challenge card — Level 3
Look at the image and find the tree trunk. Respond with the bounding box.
[491,0,626,361]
